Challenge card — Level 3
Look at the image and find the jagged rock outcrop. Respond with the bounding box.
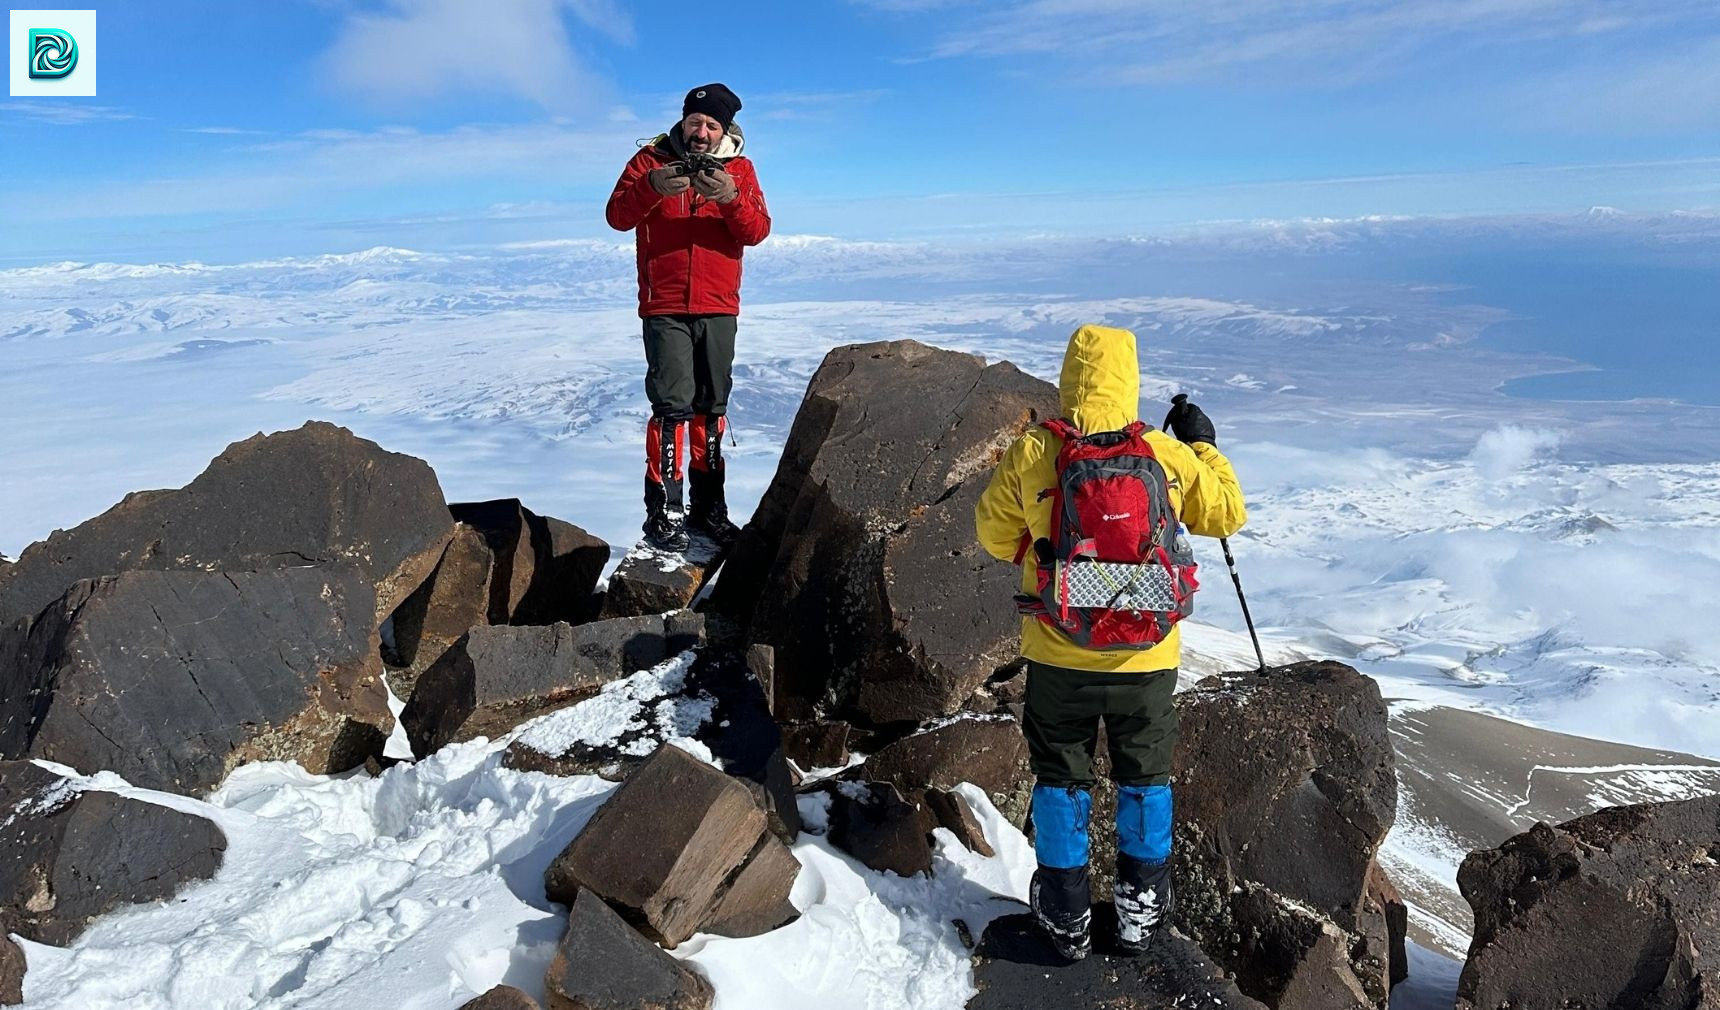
[387,503,610,703]
[0,421,452,631]
[708,340,1055,725]
[501,624,799,844]
[0,567,392,792]
[845,715,1032,830]
[1170,661,1399,1009]
[545,889,712,1010]
[543,745,798,948]
[403,612,704,755]
[813,777,997,875]
[1,936,22,1006]
[1457,794,1720,1010]
[1,761,227,946]
[385,522,494,701]
[600,546,711,619]
[967,909,1268,1009]
[822,781,938,877]
[459,985,540,1009]
[782,720,851,769]
[448,498,608,626]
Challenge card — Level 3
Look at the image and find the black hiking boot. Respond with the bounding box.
[688,467,741,549]
[643,477,689,553]
[1030,864,1092,962]
[1113,853,1173,956]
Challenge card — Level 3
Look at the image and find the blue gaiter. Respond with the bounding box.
[1031,784,1093,869]
[1116,783,1173,863]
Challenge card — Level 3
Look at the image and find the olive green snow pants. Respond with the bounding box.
[1022,660,1179,788]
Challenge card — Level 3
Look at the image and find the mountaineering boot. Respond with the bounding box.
[1030,864,1092,961]
[687,469,740,548]
[1114,853,1173,955]
[1114,783,1174,955]
[643,417,688,552]
[1028,783,1094,960]
[687,413,740,548]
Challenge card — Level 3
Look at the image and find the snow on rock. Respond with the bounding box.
[12,741,615,1009]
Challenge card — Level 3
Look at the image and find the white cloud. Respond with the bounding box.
[870,0,1720,92]
[318,0,633,111]
[0,120,645,222]
[0,102,136,125]
[1469,425,1564,482]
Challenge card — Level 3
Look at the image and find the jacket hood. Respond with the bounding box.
[1058,324,1139,434]
[655,121,745,161]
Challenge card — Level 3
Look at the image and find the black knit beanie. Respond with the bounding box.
[682,83,742,128]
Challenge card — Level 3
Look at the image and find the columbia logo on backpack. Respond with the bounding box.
[1015,418,1200,650]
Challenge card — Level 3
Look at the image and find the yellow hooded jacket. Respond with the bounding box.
[974,325,1248,673]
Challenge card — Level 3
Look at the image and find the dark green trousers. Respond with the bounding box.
[1023,660,1178,788]
[642,314,737,419]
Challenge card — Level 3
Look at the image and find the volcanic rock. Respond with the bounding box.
[1,761,227,946]
[967,908,1268,1009]
[1170,661,1398,1009]
[0,421,452,631]
[847,715,1032,829]
[544,890,713,1010]
[708,340,1055,724]
[543,745,798,948]
[385,522,494,701]
[448,498,608,625]
[1456,794,1720,1010]
[0,567,391,793]
[600,546,709,619]
[404,612,704,755]
[0,936,19,1006]
[459,985,540,1010]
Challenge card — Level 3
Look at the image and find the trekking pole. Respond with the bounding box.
[1169,394,1268,673]
[1220,536,1268,674]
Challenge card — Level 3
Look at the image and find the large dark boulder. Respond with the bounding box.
[1,761,227,945]
[601,546,713,620]
[545,889,712,1010]
[1,936,21,1006]
[0,567,391,792]
[448,499,608,626]
[1456,795,1720,1010]
[822,781,938,877]
[1170,661,1398,1009]
[847,715,1032,829]
[967,909,1268,1009]
[708,340,1055,725]
[0,421,453,631]
[503,624,799,844]
[385,522,494,702]
[543,744,798,948]
[404,612,704,755]
[459,986,540,1010]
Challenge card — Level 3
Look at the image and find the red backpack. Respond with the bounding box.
[1015,419,1200,650]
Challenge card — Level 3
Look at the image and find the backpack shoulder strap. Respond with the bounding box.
[1040,418,1083,443]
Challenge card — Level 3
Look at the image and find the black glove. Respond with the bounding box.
[1163,393,1217,445]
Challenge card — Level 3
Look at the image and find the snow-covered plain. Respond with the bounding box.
[4,213,1719,1007]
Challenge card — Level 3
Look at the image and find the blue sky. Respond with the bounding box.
[3,0,1719,263]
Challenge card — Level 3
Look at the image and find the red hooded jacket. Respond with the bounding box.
[606,131,771,318]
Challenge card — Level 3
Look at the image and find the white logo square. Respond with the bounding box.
[10,9,97,97]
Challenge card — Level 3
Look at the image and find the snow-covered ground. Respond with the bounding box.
[5,215,1719,1007]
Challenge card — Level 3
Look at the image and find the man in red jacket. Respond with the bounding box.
[606,82,771,552]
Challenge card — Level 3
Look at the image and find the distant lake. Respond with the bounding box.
[1412,247,1720,406]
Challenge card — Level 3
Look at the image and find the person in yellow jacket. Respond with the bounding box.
[974,324,1247,960]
